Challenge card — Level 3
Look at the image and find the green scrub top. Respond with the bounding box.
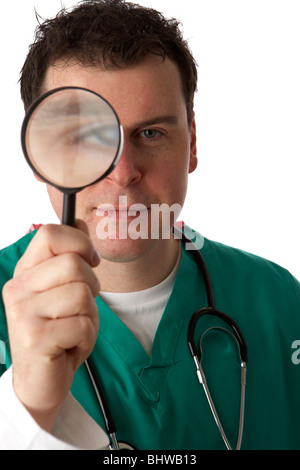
[0,226,300,450]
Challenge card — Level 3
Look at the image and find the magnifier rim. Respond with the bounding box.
[21,86,123,193]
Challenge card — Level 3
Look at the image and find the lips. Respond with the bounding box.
[96,206,149,220]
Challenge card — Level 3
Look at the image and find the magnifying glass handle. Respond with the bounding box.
[62,193,76,227]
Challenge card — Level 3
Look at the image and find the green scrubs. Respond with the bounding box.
[0,226,299,450]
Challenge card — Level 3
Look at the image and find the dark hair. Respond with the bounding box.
[20,0,198,125]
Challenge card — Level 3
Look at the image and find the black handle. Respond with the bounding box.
[62,192,76,226]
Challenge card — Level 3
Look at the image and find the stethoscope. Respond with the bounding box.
[184,233,248,450]
[84,232,248,451]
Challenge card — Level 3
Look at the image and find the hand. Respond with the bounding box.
[2,221,100,432]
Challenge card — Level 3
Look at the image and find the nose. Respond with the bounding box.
[107,139,142,188]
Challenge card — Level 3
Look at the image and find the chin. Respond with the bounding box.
[94,236,161,263]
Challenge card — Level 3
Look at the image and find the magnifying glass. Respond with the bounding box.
[20,87,135,450]
[21,86,123,226]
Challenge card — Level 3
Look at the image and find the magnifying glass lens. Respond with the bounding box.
[23,87,122,189]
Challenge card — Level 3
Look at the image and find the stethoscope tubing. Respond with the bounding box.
[84,357,119,448]
[182,232,248,450]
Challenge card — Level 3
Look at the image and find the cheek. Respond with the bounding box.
[46,185,63,219]
[148,161,189,210]
[153,144,190,206]
[171,171,188,207]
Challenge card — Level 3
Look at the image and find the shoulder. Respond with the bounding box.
[182,224,300,303]
[203,235,294,279]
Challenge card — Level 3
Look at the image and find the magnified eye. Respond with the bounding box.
[68,123,119,148]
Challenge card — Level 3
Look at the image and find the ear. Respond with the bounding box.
[188,114,198,174]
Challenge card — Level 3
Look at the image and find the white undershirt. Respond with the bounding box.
[99,251,181,356]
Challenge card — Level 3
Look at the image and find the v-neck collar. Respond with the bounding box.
[96,236,204,395]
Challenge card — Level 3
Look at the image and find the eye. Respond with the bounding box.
[76,125,119,147]
[140,129,161,139]
[66,123,119,149]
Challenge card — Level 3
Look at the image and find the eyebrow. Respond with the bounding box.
[135,115,179,128]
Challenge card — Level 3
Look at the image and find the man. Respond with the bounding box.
[0,0,299,450]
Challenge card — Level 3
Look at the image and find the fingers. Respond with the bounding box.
[44,314,98,358]
[11,282,99,355]
[14,222,100,276]
[5,220,101,306]
[10,253,100,301]
[20,281,99,321]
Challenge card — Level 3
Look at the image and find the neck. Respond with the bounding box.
[94,237,180,293]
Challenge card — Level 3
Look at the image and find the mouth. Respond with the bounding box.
[96,205,149,220]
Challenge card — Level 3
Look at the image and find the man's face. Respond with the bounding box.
[42,55,197,262]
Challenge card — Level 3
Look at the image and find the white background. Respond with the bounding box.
[0,0,299,279]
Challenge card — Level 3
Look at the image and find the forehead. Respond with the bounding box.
[43,55,187,124]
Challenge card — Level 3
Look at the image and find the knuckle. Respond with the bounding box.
[2,278,24,309]
[2,279,14,302]
[37,224,66,250]
[6,296,30,321]
[3,272,34,306]
[36,223,56,244]
[38,223,56,238]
